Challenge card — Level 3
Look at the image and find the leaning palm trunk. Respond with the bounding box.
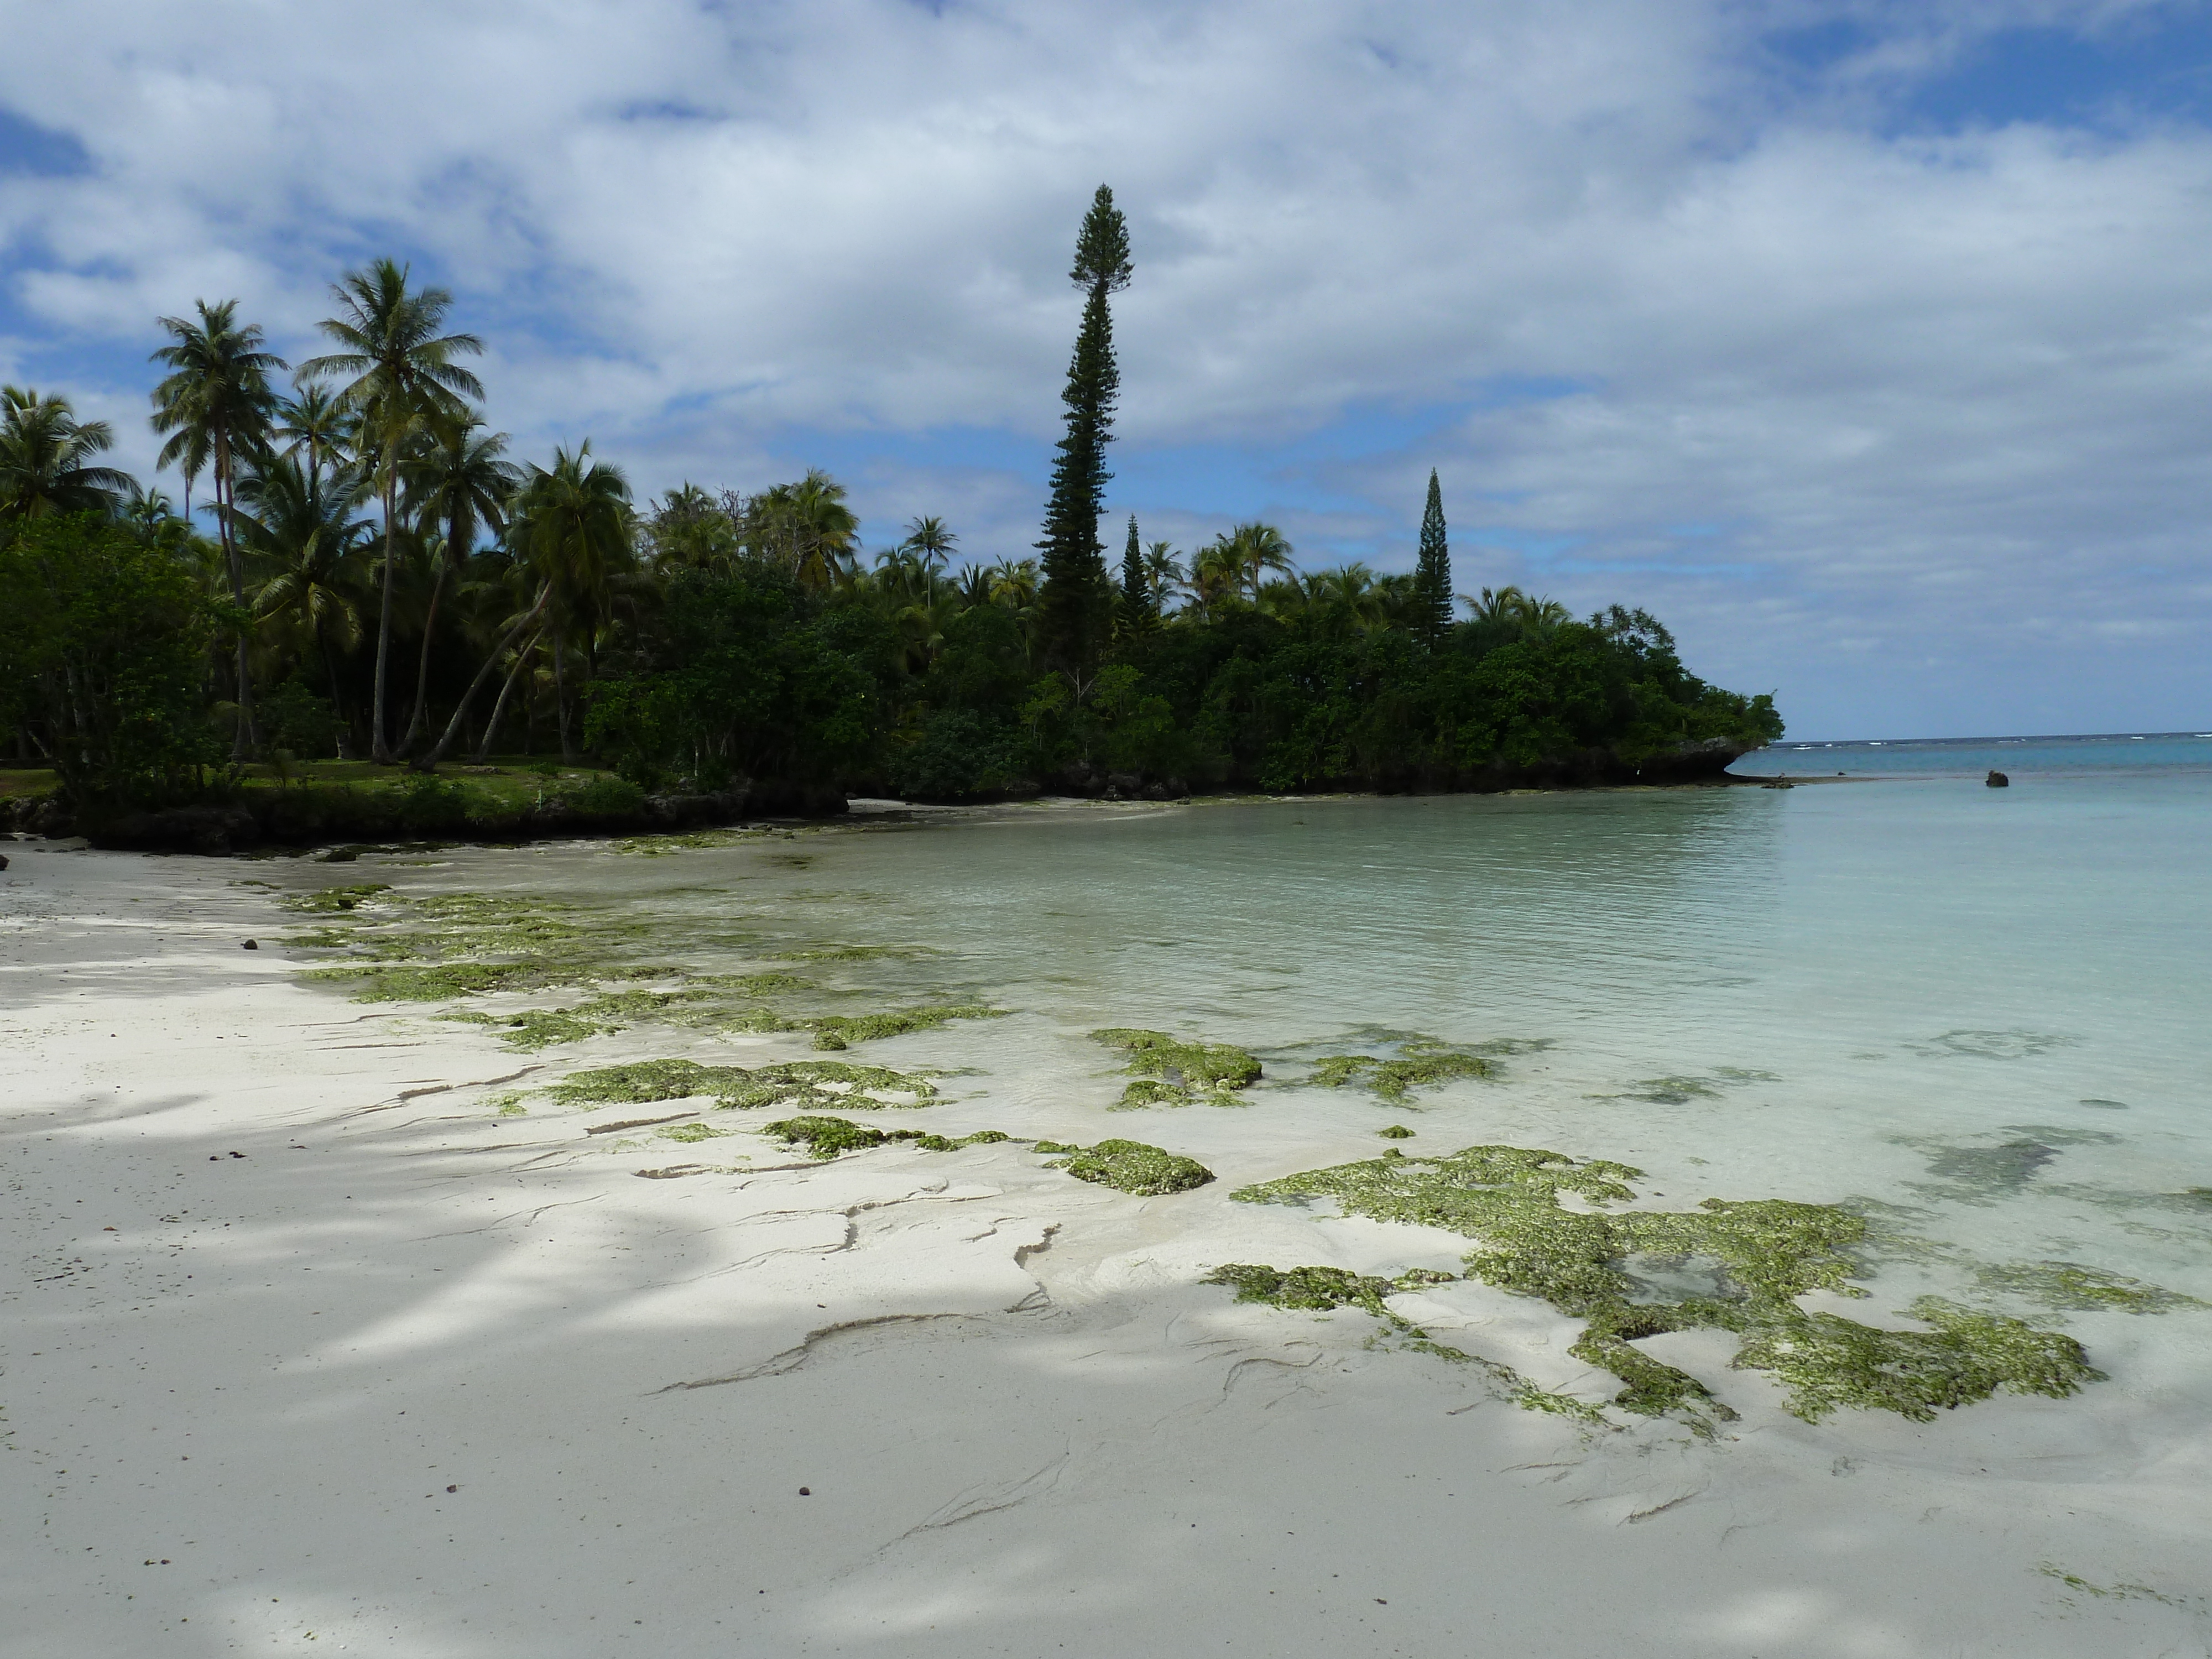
[217,431,258,759]
[472,626,542,763]
[369,472,399,762]
[399,555,447,756]
[553,631,574,761]
[420,588,550,770]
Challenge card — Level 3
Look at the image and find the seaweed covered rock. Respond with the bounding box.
[554,1056,938,1112]
[762,1114,1011,1161]
[1206,1262,1454,1315]
[1043,1138,1215,1195]
[1230,1143,2107,1423]
[1311,1039,1495,1102]
[1091,1028,1261,1108]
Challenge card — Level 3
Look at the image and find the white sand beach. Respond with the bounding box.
[6,826,2210,1657]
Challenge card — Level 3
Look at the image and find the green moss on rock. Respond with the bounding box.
[1047,1137,1215,1194]
[1091,1028,1261,1108]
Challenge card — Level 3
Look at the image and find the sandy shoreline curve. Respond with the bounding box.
[4,832,2207,1657]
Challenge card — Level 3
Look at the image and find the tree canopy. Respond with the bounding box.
[1,234,1782,815]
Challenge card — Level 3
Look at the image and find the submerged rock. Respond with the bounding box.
[1986,770,2010,787]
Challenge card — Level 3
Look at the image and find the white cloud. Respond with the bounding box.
[3,0,2210,734]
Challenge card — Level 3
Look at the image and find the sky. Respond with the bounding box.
[4,1,2211,740]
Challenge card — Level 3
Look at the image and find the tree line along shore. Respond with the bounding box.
[0,186,1781,853]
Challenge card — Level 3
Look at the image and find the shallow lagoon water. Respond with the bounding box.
[477,770,2212,1432]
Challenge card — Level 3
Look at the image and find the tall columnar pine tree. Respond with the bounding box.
[1037,184,1131,677]
[1413,467,1452,645]
[1119,513,1150,617]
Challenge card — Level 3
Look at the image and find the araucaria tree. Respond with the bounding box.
[1413,468,1451,646]
[1119,513,1149,617]
[1037,185,1132,678]
[299,260,484,763]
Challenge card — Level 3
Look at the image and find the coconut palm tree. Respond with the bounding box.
[0,386,135,520]
[1462,585,1568,635]
[1222,521,1295,602]
[745,468,858,589]
[1302,562,1391,637]
[1141,541,1185,613]
[148,301,289,756]
[117,481,180,544]
[899,515,956,606]
[398,415,516,753]
[953,562,996,609]
[421,441,628,768]
[1186,538,1241,620]
[273,382,356,492]
[232,453,375,728]
[520,442,632,759]
[298,259,485,762]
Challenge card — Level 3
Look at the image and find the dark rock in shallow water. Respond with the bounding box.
[0,852,8,870]
[1986,770,2010,788]
[739,779,848,818]
[91,804,262,856]
[241,939,257,950]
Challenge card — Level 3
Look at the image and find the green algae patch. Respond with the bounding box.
[1206,1263,1446,1316]
[734,1060,941,1109]
[1973,1261,2205,1314]
[552,1056,941,1114]
[761,1114,1010,1161]
[552,1058,754,1106]
[1046,1137,1215,1195]
[806,1003,1008,1051]
[1230,1143,2108,1425]
[613,828,758,855]
[1378,1125,1416,1139]
[309,961,538,1000]
[700,972,817,996]
[1734,1301,2100,1422]
[1203,1262,1604,1421]
[658,1121,731,1142]
[1091,1028,1260,1108]
[1311,1044,1493,1102]
[1603,1068,1780,1105]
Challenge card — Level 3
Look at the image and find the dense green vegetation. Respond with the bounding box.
[1,194,1780,832]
